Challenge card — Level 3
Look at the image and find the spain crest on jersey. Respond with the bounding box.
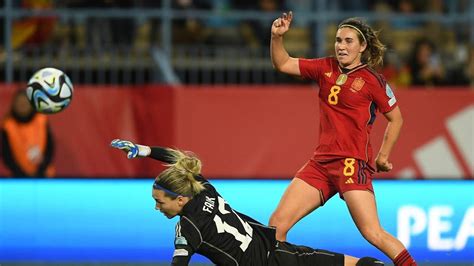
[351,77,365,92]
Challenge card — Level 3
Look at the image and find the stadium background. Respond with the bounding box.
[0,0,473,265]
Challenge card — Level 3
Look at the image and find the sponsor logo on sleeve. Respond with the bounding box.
[386,84,397,107]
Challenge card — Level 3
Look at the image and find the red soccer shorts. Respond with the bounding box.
[295,158,375,205]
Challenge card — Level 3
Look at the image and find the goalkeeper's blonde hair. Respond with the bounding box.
[154,148,205,198]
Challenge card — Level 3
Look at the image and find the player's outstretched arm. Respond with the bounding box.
[110,139,175,164]
[270,11,300,76]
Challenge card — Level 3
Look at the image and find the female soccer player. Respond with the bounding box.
[268,12,416,266]
[110,139,384,266]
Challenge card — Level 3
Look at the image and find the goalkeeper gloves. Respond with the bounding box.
[110,139,151,159]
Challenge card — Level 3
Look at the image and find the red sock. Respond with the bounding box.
[393,249,417,266]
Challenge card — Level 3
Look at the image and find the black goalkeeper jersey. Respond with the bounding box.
[171,175,277,266]
[148,147,277,266]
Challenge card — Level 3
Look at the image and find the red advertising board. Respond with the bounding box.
[0,85,472,179]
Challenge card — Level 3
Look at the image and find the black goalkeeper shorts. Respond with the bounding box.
[268,241,345,266]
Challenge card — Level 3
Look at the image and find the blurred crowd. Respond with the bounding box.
[1,0,473,87]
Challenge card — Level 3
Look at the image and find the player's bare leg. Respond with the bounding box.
[345,255,359,266]
[343,190,406,260]
[269,178,322,241]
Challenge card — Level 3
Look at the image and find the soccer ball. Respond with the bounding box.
[26,67,74,114]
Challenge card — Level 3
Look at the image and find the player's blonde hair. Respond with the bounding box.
[153,148,205,198]
[338,18,386,69]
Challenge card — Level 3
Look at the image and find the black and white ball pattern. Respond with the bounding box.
[26,67,74,114]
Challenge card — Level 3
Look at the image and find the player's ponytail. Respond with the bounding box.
[338,18,386,69]
[153,148,205,198]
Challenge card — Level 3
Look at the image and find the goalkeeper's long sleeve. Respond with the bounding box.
[149,146,175,164]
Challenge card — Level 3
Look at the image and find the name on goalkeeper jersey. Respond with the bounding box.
[203,196,216,213]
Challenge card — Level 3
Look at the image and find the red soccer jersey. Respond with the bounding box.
[299,57,398,163]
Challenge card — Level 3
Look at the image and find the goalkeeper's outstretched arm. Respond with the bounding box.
[110,139,175,164]
[148,146,175,164]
